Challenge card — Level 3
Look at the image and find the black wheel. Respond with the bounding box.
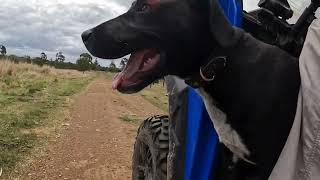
[132,115,169,180]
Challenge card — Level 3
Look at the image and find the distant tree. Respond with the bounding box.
[0,45,6,56]
[40,52,47,60]
[5,54,21,63]
[94,59,99,66]
[24,55,31,63]
[80,53,93,62]
[32,57,44,67]
[109,61,116,69]
[92,58,100,70]
[56,51,65,62]
[109,60,120,72]
[77,53,93,72]
[120,58,128,70]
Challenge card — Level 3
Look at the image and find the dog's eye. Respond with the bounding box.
[139,3,151,12]
[131,1,137,7]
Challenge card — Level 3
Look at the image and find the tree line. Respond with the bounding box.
[0,44,126,72]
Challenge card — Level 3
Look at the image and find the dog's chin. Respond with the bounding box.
[115,78,156,94]
[112,49,165,94]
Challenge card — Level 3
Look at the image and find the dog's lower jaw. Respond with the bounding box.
[197,88,255,165]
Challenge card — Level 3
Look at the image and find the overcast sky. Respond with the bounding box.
[0,0,132,66]
[0,0,308,66]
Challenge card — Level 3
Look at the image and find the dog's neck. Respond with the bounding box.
[184,0,249,111]
[184,54,227,88]
[187,32,258,163]
[184,27,260,163]
[184,0,244,87]
[185,27,243,88]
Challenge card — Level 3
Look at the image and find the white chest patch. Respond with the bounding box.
[197,88,255,164]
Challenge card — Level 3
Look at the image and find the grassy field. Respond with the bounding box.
[139,82,168,112]
[105,72,169,113]
[0,60,95,177]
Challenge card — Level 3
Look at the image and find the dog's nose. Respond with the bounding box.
[82,29,93,42]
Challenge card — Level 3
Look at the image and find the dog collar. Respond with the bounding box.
[200,56,226,81]
[185,55,227,88]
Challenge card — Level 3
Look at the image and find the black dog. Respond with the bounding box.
[82,0,300,179]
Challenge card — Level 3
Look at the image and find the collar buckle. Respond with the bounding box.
[200,68,215,82]
[200,56,227,82]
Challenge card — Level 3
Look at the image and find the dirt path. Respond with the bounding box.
[21,76,165,180]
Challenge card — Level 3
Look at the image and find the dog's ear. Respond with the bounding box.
[208,0,242,48]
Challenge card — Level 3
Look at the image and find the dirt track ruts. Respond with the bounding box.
[21,76,165,180]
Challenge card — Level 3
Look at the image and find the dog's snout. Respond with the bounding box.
[82,29,93,43]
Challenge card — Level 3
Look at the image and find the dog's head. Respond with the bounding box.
[82,0,236,93]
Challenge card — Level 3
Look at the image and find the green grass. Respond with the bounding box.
[139,82,168,112]
[0,69,95,177]
[119,114,139,123]
[104,72,117,80]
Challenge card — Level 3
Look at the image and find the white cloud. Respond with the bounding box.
[0,0,132,66]
[243,0,259,11]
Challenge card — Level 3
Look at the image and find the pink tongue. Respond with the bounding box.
[112,50,147,90]
[112,72,124,90]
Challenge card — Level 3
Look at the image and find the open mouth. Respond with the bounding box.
[112,48,163,93]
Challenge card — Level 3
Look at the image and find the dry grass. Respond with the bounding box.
[140,82,168,112]
[0,59,51,76]
[0,58,97,178]
[0,59,84,77]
